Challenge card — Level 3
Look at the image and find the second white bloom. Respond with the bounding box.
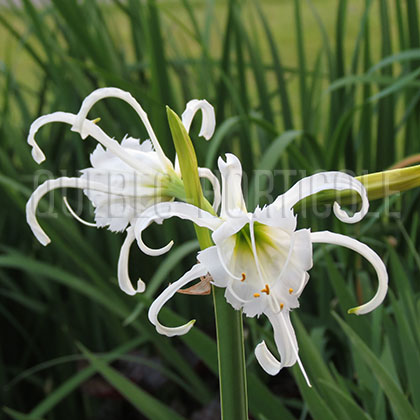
[135,153,388,386]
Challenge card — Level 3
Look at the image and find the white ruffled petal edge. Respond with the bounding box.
[181,99,215,140]
[70,87,169,166]
[148,263,208,337]
[273,171,369,224]
[117,226,146,295]
[311,231,388,315]
[134,201,222,256]
[255,311,311,387]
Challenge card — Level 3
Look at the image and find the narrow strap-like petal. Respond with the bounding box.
[273,172,369,224]
[117,226,146,295]
[174,100,218,210]
[26,176,138,246]
[134,201,221,256]
[28,111,84,164]
[148,263,208,337]
[181,99,215,140]
[71,87,168,166]
[198,167,221,212]
[28,112,159,174]
[255,340,282,375]
[218,153,247,219]
[311,231,388,315]
[255,311,311,386]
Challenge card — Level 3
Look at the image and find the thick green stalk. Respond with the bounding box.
[167,107,249,420]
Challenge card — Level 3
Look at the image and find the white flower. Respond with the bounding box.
[26,87,220,295]
[134,153,388,386]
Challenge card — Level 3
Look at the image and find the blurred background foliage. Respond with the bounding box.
[1,0,420,419]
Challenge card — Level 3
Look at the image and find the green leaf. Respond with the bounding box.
[3,408,45,420]
[333,313,420,420]
[317,379,374,420]
[293,366,337,420]
[249,130,302,207]
[29,338,144,417]
[78,344,187,420]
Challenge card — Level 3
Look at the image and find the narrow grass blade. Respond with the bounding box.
[79,344,187,420]
[333,313,420,420]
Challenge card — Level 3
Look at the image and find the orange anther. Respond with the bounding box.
[253,293,261,298]
[241,273,246,282]
[280,303,284,310]
[261,284,270,295]
[289,288,293,294]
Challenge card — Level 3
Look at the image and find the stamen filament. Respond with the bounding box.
[249,216,268,288]
[63,196,97,227]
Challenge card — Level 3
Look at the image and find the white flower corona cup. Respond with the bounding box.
[26,87,220,296]
[135,153,388,386]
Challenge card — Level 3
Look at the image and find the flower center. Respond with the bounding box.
[233,222,276,288]
[231,221,294,309]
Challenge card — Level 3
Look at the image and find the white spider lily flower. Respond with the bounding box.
[134,153,388,385]
[26,87,220,296]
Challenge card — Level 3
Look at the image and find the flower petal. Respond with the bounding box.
[311,231,388,315]
[117,226,146,295]
[273,172,369,224]
[174,99,216,174]
[224,279,254,311]
[28,112,163,174]
[181,99,215,140]
[254,340,282,375]
[148,263,208,337]
[89,137,165,175]
[26,176,138,245]
[212,214,249,244]
[134,202,222,256]
[255,310,311,386]
[225,279,267,317]
[198,167,221,212]
[80,169,165,233]
[71,87,169,167]
[256,205,297,231]
[218,153,247,219]
[211,218,248,282]
[197,246,230,288]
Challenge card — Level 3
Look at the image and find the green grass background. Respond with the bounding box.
[1,0,420,419]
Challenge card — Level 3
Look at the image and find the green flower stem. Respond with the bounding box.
[212,287,248,419]
[167,107,248,420]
